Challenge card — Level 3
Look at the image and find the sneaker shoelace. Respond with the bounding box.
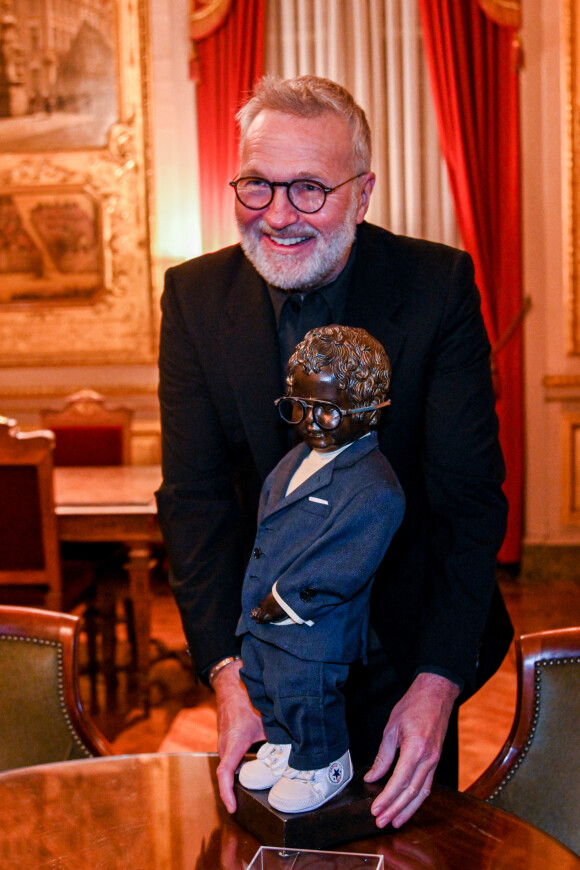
[282,765,327,803]
[258,744,288,770]
[284,766,316,782]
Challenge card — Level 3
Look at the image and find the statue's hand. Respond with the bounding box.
[250,592,286,623]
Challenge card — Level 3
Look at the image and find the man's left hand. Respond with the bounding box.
[363,672,461,828]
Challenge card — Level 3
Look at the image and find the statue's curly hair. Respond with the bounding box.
[286,325,391,410]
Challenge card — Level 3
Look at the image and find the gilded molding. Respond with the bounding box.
[475,0,521,29]
[190,0,232,40]
[562,414,580,524]
[544,375,580,405]
[563,0,580,355]
[543,375,580,389]
[0,0,155,367]
[0,384,158,400]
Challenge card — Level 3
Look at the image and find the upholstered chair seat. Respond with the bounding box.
[0,605,112,772]
[467,626,580,857]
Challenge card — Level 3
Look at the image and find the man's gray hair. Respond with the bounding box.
[236,75,372,173]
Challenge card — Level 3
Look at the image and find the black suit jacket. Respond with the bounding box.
[156,221,512,696]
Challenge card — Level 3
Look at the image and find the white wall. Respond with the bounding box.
[521,0,580,545]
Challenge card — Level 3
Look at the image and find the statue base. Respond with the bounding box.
[233,765,386,850]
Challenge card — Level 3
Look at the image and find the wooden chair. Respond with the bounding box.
[0,417,62,612]
[0,416,99,693]
[0,604,113,771]
[41,391,137,701]
[467,626,580,856]
[40,388,133,467]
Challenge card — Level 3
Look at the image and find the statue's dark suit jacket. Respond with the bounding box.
[236,432,405,664]
[156,221,513,698]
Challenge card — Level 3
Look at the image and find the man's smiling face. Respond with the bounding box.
[235,109,374,290]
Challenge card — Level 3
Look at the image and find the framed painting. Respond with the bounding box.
[0,0,155,365]
[0,186,105,306]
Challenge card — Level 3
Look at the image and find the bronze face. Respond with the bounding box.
[289,367,372,452]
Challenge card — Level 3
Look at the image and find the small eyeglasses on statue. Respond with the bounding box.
[230,173,367,214]
[275,396,391,431]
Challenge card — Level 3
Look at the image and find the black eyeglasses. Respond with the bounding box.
[229,173,367,214]
[275,396,390,430]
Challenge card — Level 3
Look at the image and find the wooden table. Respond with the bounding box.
[53,465,163,710]
[0,753,578,869]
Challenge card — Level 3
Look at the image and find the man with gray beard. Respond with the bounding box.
[156,74,512,829]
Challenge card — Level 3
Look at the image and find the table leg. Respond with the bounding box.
[125,541,153,714]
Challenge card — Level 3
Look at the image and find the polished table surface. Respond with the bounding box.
[53,464,162,516]
[0,753,578,869]
[53,465,163,708]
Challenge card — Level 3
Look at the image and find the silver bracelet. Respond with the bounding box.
[208,655,241,687]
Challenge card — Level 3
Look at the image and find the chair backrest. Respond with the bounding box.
[0,417,62,612]
[0,604,113,771]
[467,626,580,856]
[40,389,133,467]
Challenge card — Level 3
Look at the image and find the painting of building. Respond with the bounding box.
[0,0,117,150]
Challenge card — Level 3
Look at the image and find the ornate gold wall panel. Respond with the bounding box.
[475,0,521,29]
[562,413,580,523]
[564,0,580,354]
[190,0,233,40]
[0,0,154,366]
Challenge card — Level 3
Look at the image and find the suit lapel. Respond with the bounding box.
[262,434,379,518]
[219,258,287,480]
[265,443,308,510]
[263,459,335,518]
[344,223,407,369]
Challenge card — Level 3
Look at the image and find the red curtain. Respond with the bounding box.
[194,0,266,253]
[418,0,523,564]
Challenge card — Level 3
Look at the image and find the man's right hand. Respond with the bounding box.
[214,659,265,813]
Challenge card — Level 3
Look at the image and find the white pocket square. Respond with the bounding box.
[309,496,329,505]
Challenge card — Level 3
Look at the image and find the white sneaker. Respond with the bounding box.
[238,742,292,790]
[267,750,352,813]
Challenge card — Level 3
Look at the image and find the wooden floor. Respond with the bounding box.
[80,564,580,792]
